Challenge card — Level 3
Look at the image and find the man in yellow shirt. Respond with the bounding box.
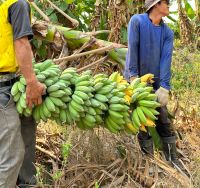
[0,0,45,187]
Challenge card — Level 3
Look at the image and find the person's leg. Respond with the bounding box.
[155,106,174,138]
[138,131,154,155]
[17,116,37,187]
[155,106,184,166]
[156,106,176,160]
[0,87,25,188]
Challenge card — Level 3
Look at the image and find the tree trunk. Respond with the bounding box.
[195,0,200,20]
[90,0,145,44]
[177,0,193,45]
[195,0,200,49]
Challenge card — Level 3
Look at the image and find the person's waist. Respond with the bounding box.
[0,72,19,87]
[0,72,17,81]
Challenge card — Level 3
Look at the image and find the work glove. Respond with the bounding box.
[155,87,169,106]
[130,76,138,83]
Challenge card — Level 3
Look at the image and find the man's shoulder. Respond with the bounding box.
[11,0,29,9]
[16,0,29,5]
[130,13,147,23]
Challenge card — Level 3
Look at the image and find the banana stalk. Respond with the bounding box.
[32,21,127,67]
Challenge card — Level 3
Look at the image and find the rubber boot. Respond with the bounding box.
[161,136,190,177]
[138,137,154,155]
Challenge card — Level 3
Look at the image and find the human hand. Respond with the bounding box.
[25,80,46,109]
[130,76,138,83]
[155,87,169,106]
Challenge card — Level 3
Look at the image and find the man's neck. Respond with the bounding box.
[148,11,163,26]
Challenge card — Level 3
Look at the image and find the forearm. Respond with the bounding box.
[160,55,171,90]
[160,32,174,90]
[14,37,37,84]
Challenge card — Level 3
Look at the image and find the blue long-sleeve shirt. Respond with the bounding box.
[124,13,174,90]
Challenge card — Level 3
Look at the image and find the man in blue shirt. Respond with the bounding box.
[125,0,183,169]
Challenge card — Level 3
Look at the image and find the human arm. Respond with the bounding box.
[159,29,174,90]
[125,16,140,81]
[14,37,45,108]
[156,29,174,106]
[10,0,45,108]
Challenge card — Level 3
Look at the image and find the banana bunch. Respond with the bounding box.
[34,59,61,85]
[76,73,114,130]
[11,60,61,117]
[130,74,160,132]
[93,72,128,133]
[109,72,133,105]
[32,66,71,123]
[104,101,130,134]
[11,60,161,136]
[53,67,79,124]
[67,70,94,125]
[105,72,135,134]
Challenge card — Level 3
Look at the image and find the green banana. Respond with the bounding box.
[49,90,65,98]
[68,103,80,120]
[94,94,108,103]
[76,86,92,93]
[108,110,123,119]
[47,84,60,93]
[18,82,25,93]
[70,100,84,112]
[138,100,160,108]
[60,109,67,123]
[136,91,150,101]
[49,96,65,107]
[136,107,147,124]
[72,94,84,105]
[45,97,56,112]
[140,106,158,120]
[11,82,19,96]
[87,106,96,116]
[74,91,89,101]
[131,110,141,128]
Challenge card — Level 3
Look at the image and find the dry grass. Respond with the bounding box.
[35,119,192,188]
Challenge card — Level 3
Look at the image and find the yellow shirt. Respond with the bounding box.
[0,0,18,72]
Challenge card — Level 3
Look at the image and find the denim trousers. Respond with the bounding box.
[0,86,25,188]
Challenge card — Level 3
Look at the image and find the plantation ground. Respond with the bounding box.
[34,45,200,188]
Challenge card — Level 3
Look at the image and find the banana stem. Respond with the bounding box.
[36,145,61,162]
[54,45,114,63]
[30,2,50,22]
[46,0,79,28]
[77,55,109,73]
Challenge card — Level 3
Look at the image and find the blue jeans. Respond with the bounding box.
[0,86,25,188]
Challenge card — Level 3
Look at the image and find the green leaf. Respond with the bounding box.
[60,1,68,11]
[37,41,47,59]
[167,15,176,23]
[46,7,54,16]
[120,26,128,44]
[184,0,195,20]
[50,13,58,23]
[66,0,74,4]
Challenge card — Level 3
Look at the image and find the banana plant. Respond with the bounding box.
[183,0,195,20]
